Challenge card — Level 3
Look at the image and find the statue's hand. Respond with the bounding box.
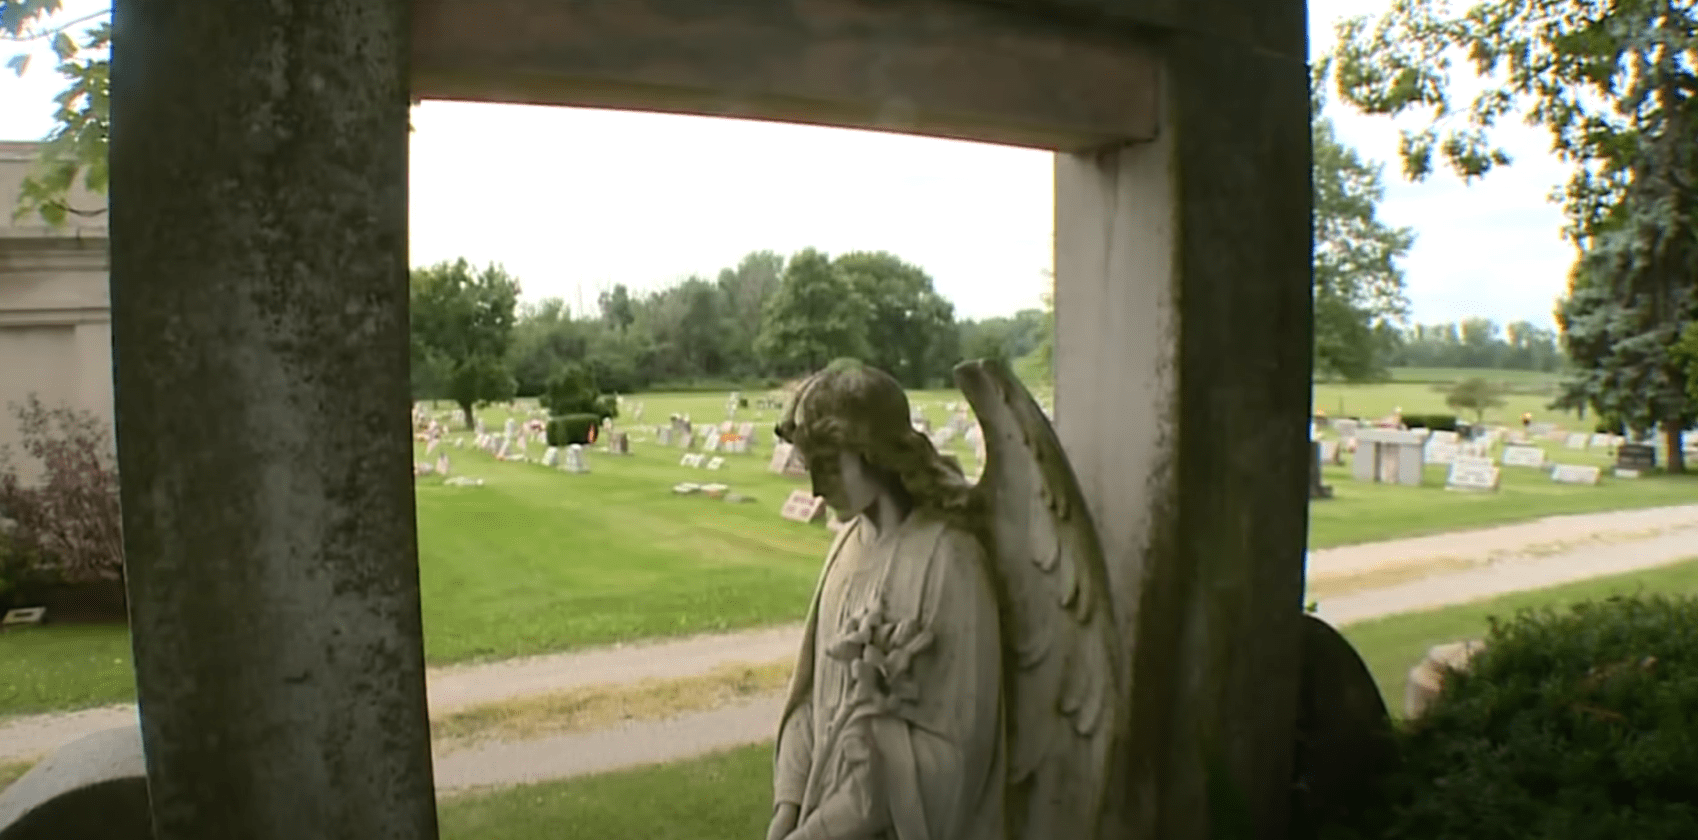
[767,802,800,840]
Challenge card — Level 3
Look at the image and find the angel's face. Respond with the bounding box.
[810,449,878,521]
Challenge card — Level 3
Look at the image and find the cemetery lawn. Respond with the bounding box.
[433,556,1698,839]
[2,386,1694,718]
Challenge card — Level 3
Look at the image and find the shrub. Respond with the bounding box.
[1333,594,1698,840]
[540,362,617,421]
[1400,413,1459,432]
[0,395,124,589]
[546,414,601,447]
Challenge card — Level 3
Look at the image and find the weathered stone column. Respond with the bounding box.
[1053,5,1312,839]
[108,2,438,838]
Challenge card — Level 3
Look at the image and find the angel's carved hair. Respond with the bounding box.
[774,359,978,527]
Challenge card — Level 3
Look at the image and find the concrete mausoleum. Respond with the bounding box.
[6,0,1315,838]
[0,142,112,475]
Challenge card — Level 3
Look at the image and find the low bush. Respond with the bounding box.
[0,396,123,591]
[546,414,602,447]
[1399,413,1459,432]
[1331,594,1698,840]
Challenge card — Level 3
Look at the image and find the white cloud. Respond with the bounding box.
[1,0,1578,327]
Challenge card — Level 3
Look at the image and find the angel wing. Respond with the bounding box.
[954,358,1127,840]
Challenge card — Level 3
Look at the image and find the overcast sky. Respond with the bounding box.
[0,0,1578,328]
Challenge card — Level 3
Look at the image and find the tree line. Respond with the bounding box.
[408,250,1050,424]
[1383,319,1565,372]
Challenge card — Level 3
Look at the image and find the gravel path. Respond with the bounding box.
[5,502,1698,787]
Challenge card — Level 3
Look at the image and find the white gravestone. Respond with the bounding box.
[1564,432,1588,449]
[563,444,589,474]
[1589,432,1613,449]
[1551,463,1601,486]
[681,453,705,468]
[542,446,559,467]
[1423,441,1458,465]
[1445,457,1500,492]
[1500,445,1547,469]
[706,456,726,471]
[1428,429,1459,445]
[703,435,721,453]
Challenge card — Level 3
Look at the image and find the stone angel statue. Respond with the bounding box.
[767,358,1126,840]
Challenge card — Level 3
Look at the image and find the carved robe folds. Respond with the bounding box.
[775,513,1006,840]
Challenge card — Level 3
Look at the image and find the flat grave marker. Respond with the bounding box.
[1501,445,1547,469]
[780,489,828,525]
[1550,463,1601,486]
[1445,456,1500,492]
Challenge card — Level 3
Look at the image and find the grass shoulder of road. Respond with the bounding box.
[432,555,1698,840]
[2,385,1692,718]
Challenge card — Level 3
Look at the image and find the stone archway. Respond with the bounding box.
[100,2,1312,838]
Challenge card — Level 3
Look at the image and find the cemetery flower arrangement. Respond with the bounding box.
[1327,594,1698,840]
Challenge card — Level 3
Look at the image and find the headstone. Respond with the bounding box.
[703,435,721,453]
[0,725,150,840]
[504,417,517,439]
[657,427,673,446]
[1500,444,1547,469]
[425,437,439,456]
[1318,439,1340,465]
[542,446,559,467]
[435,453,450,477]
[610,432,630,455]
[769,442,808,478]
[1332,418,1360,439]
[1589,432,1613,449]
[563,444,589,474]
[1405,640,1486,719]
[737,422,758,447]
[1290,615,1397,840]
[1564,433,1589,449]
[2,607,46,626]
[1423,440,1458,464]
[705,456,725,471]
[681,453,705,468]
[1309,442,1333,500]
[779,489,828,525]
[1616,443,1656,471]
[1614,468,1641,479]
[1444,457,1500,492]
[1350,428,1427,487]
[1427,429,1458,445]
[1550,463,1601,486]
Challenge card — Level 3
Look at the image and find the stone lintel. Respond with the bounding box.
[411,0,1159,152]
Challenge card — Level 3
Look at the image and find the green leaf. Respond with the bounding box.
[50,31,74,61]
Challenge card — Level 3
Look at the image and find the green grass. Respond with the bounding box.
[2,378,1692,719]
[433,556,1698,839]
[1310,456,1698,547]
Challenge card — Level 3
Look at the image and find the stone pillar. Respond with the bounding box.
[108,2,437,839]
[1053,8,1311,840]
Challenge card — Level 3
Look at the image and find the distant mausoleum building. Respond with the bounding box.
[0,140,112,475]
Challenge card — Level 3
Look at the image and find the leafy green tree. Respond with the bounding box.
[1444,377,1506,424]
[409,259,521,429]
[1311,63,1415,381]
[1332,0,1698,471]
[833,250,957,387]
[596,284,636,334]
[716,251,785,377]
[4,0,109,225]
[1679,323,1698,403]
[755,248,869,376]
[539,361,615,419]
